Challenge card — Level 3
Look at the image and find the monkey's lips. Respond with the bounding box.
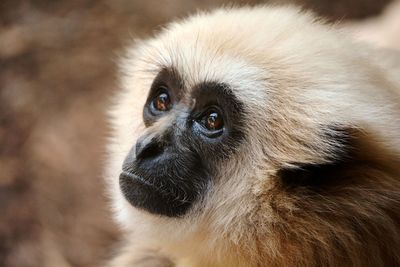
[119,171,192,217]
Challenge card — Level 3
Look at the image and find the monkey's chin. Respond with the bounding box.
[119,171,192,217]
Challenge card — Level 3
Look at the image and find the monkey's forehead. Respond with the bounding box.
[130,34,271,104]
[126,5,348,95]
[120,4,359,116]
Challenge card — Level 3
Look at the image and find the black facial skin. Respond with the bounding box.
[119,68,244,217]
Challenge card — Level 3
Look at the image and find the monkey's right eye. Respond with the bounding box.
[151,88,172,112]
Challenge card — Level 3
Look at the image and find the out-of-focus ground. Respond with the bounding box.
[0,1,399,267]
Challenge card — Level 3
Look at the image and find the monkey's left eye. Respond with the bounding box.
[202,110,223,131]
[152,88,172,112]
[196,107,224,138]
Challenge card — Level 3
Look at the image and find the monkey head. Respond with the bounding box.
[106,6,400,266]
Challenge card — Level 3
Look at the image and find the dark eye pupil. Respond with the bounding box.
[154,92,170,111]
[206,111,223,130]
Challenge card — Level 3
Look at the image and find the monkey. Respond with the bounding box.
[105,5,400,267]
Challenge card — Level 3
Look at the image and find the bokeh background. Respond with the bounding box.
[1,1,399,266]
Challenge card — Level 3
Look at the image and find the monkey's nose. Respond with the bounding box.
[135,136,165,161]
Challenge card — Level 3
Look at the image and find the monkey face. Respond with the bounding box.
[110,8,398,222]
[119,68,245,217]
[107,8,400,265]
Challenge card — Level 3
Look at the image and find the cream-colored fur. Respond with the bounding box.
[106,5,400,267]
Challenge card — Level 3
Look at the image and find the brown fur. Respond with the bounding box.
[255,130,400,266]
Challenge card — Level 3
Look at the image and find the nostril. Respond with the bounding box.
[136,139,164,160]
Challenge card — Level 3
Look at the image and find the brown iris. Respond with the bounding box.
[153,91,171,111]
[203,110,223,131]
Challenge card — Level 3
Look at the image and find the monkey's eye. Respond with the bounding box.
[199,108,224,135]
[152,88,171,112]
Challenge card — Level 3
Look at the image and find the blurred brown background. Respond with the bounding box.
[1,1,399,267]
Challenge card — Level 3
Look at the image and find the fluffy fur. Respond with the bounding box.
[106,5,400,267]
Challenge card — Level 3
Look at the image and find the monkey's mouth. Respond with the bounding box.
[119,171,193,217]
[120,171,159,191]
